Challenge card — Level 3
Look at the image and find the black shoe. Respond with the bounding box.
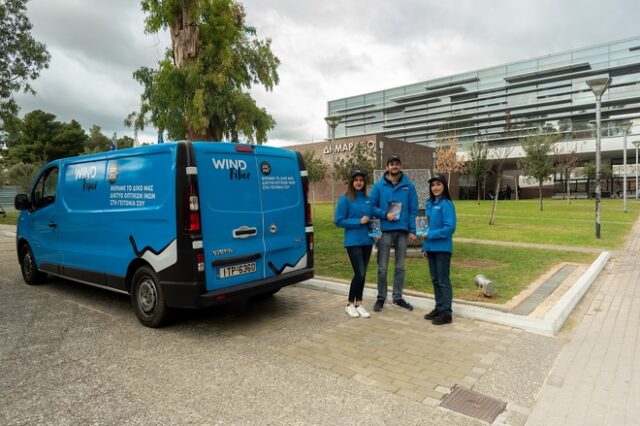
[432,313,452,325]
[373,299,384,312]
[424,309,440,320]
[392,299,413,311]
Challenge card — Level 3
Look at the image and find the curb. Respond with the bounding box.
[297,250,611,336]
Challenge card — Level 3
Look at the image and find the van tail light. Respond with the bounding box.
[196,251,205,272]
[302,173,312,224]
[184,182,201,233]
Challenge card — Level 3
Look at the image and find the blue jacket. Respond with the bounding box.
[369,172,419,234]
[334,191,374,247]
[422,197,456,253]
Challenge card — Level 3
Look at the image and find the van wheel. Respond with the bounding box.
[20,244,47,285]
[131,266,170,328]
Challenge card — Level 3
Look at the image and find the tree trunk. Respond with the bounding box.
[566,168,572,205]
[489,174,501,225]
[476,179,481,205]
[538,182,544,211]
[170,4,199,69]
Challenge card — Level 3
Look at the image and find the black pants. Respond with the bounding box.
[346,245,373,302]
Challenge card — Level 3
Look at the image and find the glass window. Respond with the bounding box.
[572,45,609,60]
[32,167,59,209]
[538,52,571,68]
[507,59,536,73]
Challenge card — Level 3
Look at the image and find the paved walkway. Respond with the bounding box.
[526,217,640,425]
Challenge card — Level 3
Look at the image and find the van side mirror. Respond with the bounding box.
[14,194,31,211]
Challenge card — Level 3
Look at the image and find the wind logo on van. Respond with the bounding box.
[74,165,98,191]
[211,158,250,180]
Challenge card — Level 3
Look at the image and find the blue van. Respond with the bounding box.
[14,141,314,327]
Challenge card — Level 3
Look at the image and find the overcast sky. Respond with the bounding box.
[14,0,640,146]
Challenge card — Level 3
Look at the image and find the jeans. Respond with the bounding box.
[346,245,372,302]
[376,231,407,302]
[427,251,453,315]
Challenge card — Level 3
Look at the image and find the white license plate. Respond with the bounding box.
[219,261,257,279]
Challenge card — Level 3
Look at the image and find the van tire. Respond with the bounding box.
[131,266,170,328]
[20,244,47,285]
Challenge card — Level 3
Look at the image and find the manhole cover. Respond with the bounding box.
[440,385,506,423]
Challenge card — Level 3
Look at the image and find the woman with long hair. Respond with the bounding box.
[422,173,457,325]
[334,169,375,318]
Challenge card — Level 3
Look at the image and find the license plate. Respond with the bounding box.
[219,261,257,279]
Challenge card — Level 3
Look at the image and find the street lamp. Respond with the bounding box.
[621,121,633,213]
[586,77,612,239]
[634,140,640,200]
[324,115,342,213]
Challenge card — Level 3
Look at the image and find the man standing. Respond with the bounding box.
[369,155,419,312]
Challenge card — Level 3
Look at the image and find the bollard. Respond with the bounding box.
[474,274,495,297]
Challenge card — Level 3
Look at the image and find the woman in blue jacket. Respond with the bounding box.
[422,174,457,325]
[335,169,374,318]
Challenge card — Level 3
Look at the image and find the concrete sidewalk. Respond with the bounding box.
[526,217,640,425]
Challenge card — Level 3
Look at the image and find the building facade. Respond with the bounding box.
[286,135,435,203]
[326,36,640,198]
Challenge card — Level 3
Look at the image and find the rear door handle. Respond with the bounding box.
[48,221,57,228]
[233,226,257,239]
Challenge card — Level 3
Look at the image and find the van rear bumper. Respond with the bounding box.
[161,268,314,309]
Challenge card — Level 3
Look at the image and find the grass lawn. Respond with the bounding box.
[314,199,640,304]
[0,211,19,225]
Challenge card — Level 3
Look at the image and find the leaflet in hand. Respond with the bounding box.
[387,202,402,220]
[368,218,381,237]
[415,216,429,237]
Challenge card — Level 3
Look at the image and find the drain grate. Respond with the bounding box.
[440,385,506,423]
[511,264,577,315]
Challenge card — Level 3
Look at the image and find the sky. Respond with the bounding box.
[14,0,640,147]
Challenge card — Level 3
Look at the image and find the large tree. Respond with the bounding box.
[129,0,280,143]
[84,125,112,153]
[0,0,50,119]
[434,134,466,187]
[4,110,85,165]
[334,143,377,185]
[518,131,559,211]
[466,142,489,204]
[301,149,327,204]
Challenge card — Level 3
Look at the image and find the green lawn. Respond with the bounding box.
[314,199,640,304]
[0,211,19,225]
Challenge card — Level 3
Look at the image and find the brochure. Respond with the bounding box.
[387,202,402,220]
[415,216,429,237]
[368,218,381,237]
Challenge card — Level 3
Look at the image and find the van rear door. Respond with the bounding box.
[195,143,266,291]
[254,146,308,278]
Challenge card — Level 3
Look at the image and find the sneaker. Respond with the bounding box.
[345,304,360,318]
[373,299,384,312]
[432,313,452,325]
[392,299,414,311]
[424,308,439,320]
[355,305,370,318]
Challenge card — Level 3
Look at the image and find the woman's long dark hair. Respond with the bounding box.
[346,174,367,200]
[429,177,452,201]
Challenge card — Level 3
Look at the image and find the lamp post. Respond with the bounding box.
[622,121,633,213]
[324,115,342,213]
[586,77,611,239]
[634,140,640,200]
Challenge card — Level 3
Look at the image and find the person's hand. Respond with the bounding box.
[422,251,428,259]
[360,216,369,224]
[409,233,417,242]
[374,235,382,241]
[386,212,397,221]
